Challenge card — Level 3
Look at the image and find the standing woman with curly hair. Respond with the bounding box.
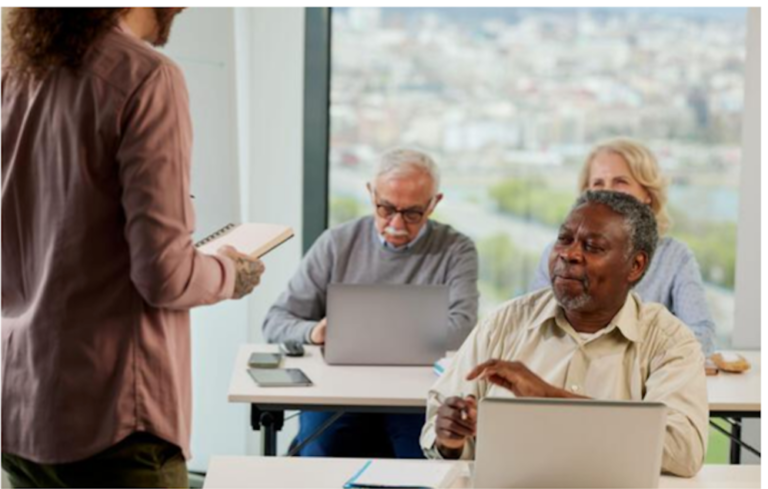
[2,8,265,488]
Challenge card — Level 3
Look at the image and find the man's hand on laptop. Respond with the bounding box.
[467,360,587,399]
[310,318,327,345]
[435,395,477,459]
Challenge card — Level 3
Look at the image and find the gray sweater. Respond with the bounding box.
[263,216,479,350]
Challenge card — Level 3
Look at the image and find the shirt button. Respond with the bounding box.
[571,385,580,392]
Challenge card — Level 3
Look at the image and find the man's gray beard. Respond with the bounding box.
[554,291,592,311]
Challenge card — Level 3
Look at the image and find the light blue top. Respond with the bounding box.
[529,236,716,355]
[376,220,430,251]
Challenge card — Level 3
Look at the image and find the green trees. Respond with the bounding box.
[669,208,737,290]
[489,177,574,227]
[329,196,366,227]
[487,177,738,291]
[477,233,539,306]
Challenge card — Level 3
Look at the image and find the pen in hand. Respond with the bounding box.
[433,391,478,456]
[434,392,472,421]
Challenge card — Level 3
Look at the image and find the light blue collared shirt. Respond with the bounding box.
[376,221,430,252]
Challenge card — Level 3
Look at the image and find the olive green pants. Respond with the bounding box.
[1,432,188,488]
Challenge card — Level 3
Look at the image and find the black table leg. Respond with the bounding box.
[710,416,760,463]
[730,417,742,465]
[251,405,285,456]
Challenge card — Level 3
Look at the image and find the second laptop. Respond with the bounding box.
[324,284,449,366]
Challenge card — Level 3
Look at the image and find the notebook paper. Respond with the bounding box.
[196,223,293,258]
[344,459,459,489]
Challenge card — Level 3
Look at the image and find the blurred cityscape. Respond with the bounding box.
[327,8,747,348]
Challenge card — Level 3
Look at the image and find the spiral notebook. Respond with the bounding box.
[195,223,294,258]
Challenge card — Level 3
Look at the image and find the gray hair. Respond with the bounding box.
[372,148,440,195]
[574,190,658,281]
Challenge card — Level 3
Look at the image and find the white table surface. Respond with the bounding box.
[706,351,760,413]
[203,456,761,488]
[228,345,761,413]
[228,345,436,407]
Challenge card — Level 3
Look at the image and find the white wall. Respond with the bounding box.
[165,5,308,465]
[165,6,307,467]
[733,7,761,350]
[235,6,307,456]
[734,9,761,464]
[164,8,251,472]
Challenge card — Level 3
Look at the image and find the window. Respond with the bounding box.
[325,7,748,348]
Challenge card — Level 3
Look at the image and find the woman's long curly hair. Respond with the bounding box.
[3,8,127,80]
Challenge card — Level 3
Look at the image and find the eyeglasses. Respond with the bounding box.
[373,193,436,224]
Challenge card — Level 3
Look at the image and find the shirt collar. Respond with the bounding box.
[376,221,431,252]
[527,290,642,343]
[116,19,137,39]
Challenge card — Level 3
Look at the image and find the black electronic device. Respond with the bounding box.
[279,341,305,357]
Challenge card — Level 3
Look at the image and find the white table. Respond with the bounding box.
[707,351,761,414]
[705,351,760,463]
[229,345,760,457]
[203,456,761,488]
[229,344,436,455]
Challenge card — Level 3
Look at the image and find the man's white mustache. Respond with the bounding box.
[384,226,409,237]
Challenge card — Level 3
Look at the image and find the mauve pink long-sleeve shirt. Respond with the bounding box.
[1,22,235,464]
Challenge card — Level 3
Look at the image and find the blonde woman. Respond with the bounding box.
[529,137,715,355]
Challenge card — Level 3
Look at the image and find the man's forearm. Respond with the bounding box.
[263,309,316,344]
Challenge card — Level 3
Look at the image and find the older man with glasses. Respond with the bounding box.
[263,148,479,459]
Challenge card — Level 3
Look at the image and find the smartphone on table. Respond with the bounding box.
[248,352,282,369]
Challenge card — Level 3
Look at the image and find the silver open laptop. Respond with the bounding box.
[324,284,448,366]
[474,398,667,488]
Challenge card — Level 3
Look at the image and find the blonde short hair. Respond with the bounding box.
[578,137,671,235]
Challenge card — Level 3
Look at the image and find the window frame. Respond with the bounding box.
[302,7,332,253]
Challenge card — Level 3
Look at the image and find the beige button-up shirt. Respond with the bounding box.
[2,23,235,463]
[421,289,708,477]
